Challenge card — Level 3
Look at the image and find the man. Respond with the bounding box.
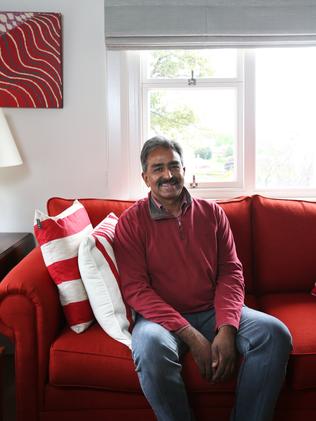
[114,136,292,421]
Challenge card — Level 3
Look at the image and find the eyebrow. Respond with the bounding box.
[151,160,180,169]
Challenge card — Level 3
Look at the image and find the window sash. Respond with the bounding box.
[141,50,244,189]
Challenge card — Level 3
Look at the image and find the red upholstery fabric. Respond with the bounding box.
[44,385,150,411]
[277,387,316,412]
[260,293,316,390]
[40,387,316,421]
[217,196,254,293]
[47,197,134,227]
[40,410,155,421]
[50,324,238,394]
[244,294,259,309]
[253,195,316,294]
[50,324,139,391]
[0,247,62,419]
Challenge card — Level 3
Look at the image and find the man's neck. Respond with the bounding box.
[151,191,183,217]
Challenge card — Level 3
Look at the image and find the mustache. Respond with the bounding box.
[157,177,179,186]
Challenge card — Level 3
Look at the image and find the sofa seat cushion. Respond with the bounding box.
[260,293,316,390]
[50,324,139,392]
[50,324,238,393]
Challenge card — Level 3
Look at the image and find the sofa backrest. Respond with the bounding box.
[47,197,134,226]
[252,195,316,294]
[47,196,254,294]
[217,196,254,293]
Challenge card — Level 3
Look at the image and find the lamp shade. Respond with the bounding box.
[0,109,23,167]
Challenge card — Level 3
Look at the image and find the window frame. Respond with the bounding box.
[106,48,316,200]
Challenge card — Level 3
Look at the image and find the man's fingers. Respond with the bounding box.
[219,360,233,382]
[212,357,235,382]
[196,360,211,381]
[211,345,219,368]
[211,343,234,382]
[211,346,222,381]
[212,356,225,382]
[204,362,212,381]
[210,327,237,383]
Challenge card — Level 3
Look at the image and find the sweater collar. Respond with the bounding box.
[148,187,192,220]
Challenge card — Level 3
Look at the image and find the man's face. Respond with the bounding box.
[142,147,185,203]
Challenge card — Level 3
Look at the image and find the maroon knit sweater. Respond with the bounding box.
[113,191,245,332]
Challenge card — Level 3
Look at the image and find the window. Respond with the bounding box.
[142,50,243,189]
[106,47,316,199]
[255,48,316,191]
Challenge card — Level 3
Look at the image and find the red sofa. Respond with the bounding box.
[0,194,316,421]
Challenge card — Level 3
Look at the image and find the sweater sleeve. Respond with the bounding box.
[113,207,190,332]
[213,204,245,330]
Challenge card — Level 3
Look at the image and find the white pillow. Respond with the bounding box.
[78,213,132,349]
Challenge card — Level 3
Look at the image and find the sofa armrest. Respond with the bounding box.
[0,247,63,419]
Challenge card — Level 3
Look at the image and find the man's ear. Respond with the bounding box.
[183,167,186,175]
[142,172,149,187]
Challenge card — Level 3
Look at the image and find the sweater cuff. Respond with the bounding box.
[175,324,191,335]
[216,315,240,332]
[169,316,190,333]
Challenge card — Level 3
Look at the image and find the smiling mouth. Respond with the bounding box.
[160,183,177,189]
[158,178,178,187]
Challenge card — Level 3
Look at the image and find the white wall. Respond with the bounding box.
[0,0,107,232]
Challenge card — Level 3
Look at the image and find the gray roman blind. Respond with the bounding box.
[105,0,316,49]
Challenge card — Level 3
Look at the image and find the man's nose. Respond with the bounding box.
[162,167,172,179]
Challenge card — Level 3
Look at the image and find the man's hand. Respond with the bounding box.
[177,325,212,381]
[211,325,237,383]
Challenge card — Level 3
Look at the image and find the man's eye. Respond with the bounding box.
[153,167,163,172]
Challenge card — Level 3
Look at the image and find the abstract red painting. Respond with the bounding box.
[0,12,63,108]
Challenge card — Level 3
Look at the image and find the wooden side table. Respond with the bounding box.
[0,233,36,281]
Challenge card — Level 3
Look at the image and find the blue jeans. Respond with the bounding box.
[132,306,292,421]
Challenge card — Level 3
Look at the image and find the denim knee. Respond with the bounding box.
[258,315,292,356]
[132,322,181,375]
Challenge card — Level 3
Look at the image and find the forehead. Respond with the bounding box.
[146,147,181,165]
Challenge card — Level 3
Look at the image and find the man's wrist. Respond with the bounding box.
[176,324,201,347]
[217,325,237,335]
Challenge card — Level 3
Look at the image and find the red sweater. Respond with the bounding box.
[114,192,245,332]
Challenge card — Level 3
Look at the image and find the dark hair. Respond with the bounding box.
[140,135,184,172]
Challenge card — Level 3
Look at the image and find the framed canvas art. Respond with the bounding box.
[0,12,63,108]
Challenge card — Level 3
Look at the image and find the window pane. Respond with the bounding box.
[148,88,237,183]
[256,48,316,189]
[147,50,237,79]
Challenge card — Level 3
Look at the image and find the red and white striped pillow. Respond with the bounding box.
[78,212,132,349]
[34,200,94,333]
